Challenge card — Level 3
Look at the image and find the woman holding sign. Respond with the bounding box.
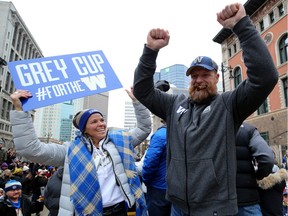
[9,88,151,216]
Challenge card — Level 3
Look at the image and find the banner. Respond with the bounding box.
[8,50,122,111]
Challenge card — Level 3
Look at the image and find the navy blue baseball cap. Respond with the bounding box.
[186,56,218,76]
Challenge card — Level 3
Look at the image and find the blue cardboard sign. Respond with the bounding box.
[8,50,123,111]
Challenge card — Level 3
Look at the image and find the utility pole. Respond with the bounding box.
[221,63,233,92]
[221,62,225,92]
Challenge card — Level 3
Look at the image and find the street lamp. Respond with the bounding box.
[221,63,233,92]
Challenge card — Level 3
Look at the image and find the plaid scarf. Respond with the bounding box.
[108,130,147,216]
[68,130,147,216]
[68,133,103,215]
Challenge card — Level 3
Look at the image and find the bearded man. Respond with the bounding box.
[133,3,278,216]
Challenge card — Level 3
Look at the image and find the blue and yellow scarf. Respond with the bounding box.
[68,130,147,216]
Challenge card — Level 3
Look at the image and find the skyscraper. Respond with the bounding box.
[156,64,190,89]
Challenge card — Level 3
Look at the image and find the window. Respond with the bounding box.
[257,99,268,115]
[269,11,275,24]
[2,99,7,119]
[233,67,242,88]
[283,77,288,107]
[4,72,11,91]
[278,3,284,17]
[0,99,3,118]
[279,33,288,64]
[259,20,264,31]
[233,44,237,53]
[260,131,269,144]
[228,48,232,57]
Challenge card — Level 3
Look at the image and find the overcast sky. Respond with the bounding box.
[10,0,247,127]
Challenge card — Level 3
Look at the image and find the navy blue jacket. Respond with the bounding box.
[142,125,167,190]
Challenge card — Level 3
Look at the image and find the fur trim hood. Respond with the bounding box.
[257,168,288,190]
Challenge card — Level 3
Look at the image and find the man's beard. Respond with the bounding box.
[189,82,217,102]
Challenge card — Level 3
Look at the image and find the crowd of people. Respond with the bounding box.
[0,150,59,216]
[1,1,287,216]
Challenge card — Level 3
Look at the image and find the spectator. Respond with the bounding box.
[0,188,4,201]
[32,169,49,216]
[0,169,21,189]
[0,180,36,216]
[257,164,287,216]
[0,144,7,164]
[135,150,148,195]
[44,166,63,216]
[9,88,151,215]
[6,148,16,165]
[12,167,23,180]
[22,166,30,174]
[21,166,34,198]
[143,119,171,216]
[133,3,278,215]
[142,80,171,216]
[283,187,288,216]
[0,162,8,174]
[282,150,288,170]
[235,123,275,215]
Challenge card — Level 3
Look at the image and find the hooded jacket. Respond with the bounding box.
[257,167,288,216]
[10,100,151,216]
[133,16,278,215]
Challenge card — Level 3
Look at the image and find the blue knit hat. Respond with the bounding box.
[72,109,103,132]
[5,180,22,192]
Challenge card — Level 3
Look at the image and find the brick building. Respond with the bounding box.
[213,0,287,163]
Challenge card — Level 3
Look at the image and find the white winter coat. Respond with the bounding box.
[10,101,151,216]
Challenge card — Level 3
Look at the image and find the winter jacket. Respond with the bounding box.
[10,100,151,216]
[236,123,274,206]
[142,125,167,189]
[0,194,35,216]
[44,167,63,216]
[257,167,288,216]
[133,16,278,215]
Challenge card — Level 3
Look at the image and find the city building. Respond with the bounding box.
[0,1,42,148]
[0,1,109,148]
[213,0,287,163]
[124,100,137,130]
[154,64,190,89]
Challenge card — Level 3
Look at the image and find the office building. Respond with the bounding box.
[0,1,42,148]
[155,64,190,89]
